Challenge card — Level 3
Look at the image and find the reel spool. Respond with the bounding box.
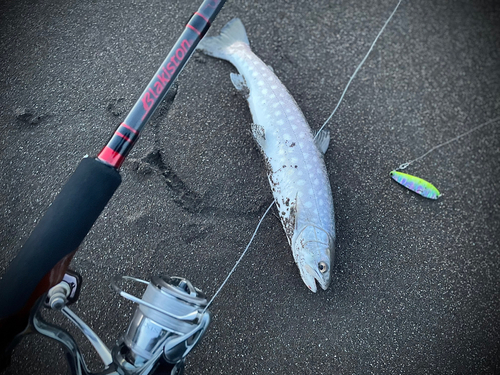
[111,276,210,371]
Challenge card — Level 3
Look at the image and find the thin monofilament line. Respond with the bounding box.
[203,201,274,313]
[315,0,403,138]
[205,1,403,310]
[396,116,500,170]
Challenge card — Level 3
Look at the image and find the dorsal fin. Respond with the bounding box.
[314,129,330,155]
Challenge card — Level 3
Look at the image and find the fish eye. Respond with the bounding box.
[318,261,328,273]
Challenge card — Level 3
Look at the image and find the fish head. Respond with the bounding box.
[292,224,335,292]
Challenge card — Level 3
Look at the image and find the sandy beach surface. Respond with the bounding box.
[1,0,499,374]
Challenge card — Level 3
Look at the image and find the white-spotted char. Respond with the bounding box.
[198,18,335,292]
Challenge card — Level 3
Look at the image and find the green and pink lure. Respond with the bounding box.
[390,171,441,199]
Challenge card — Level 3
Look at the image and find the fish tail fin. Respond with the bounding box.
[197,18,250,61]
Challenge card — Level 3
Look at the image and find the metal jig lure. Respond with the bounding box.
[390,170,440,199]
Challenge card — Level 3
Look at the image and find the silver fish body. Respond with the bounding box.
[198,19,335,292]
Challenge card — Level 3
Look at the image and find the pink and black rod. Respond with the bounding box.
[0,0,226,359]
[99,0,225,168]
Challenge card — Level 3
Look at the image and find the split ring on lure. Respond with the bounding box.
[390,171,441,200]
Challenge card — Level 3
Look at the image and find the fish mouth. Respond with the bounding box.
[299,263,330,293]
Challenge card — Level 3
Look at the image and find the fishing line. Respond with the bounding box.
[394,116,500,171]
[389,116,500,199]
[206,1,403,305]
[203,201,274,312]
[316,0,403,138]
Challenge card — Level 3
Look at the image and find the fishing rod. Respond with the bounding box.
[99,1,225,168]
[0,0,225,370]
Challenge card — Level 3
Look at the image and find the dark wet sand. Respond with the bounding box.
[1,1,499,374]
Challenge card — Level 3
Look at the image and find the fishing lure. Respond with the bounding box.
[390,170,441,199]
[391,117,500,199]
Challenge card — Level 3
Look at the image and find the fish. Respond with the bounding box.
[390,170,441,199]
[198,18,336,292]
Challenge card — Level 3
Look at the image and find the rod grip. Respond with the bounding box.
[0,158,121,319]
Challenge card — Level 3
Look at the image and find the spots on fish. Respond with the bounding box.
[232,55,335,250]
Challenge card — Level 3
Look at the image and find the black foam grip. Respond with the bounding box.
[0,158,121,318]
